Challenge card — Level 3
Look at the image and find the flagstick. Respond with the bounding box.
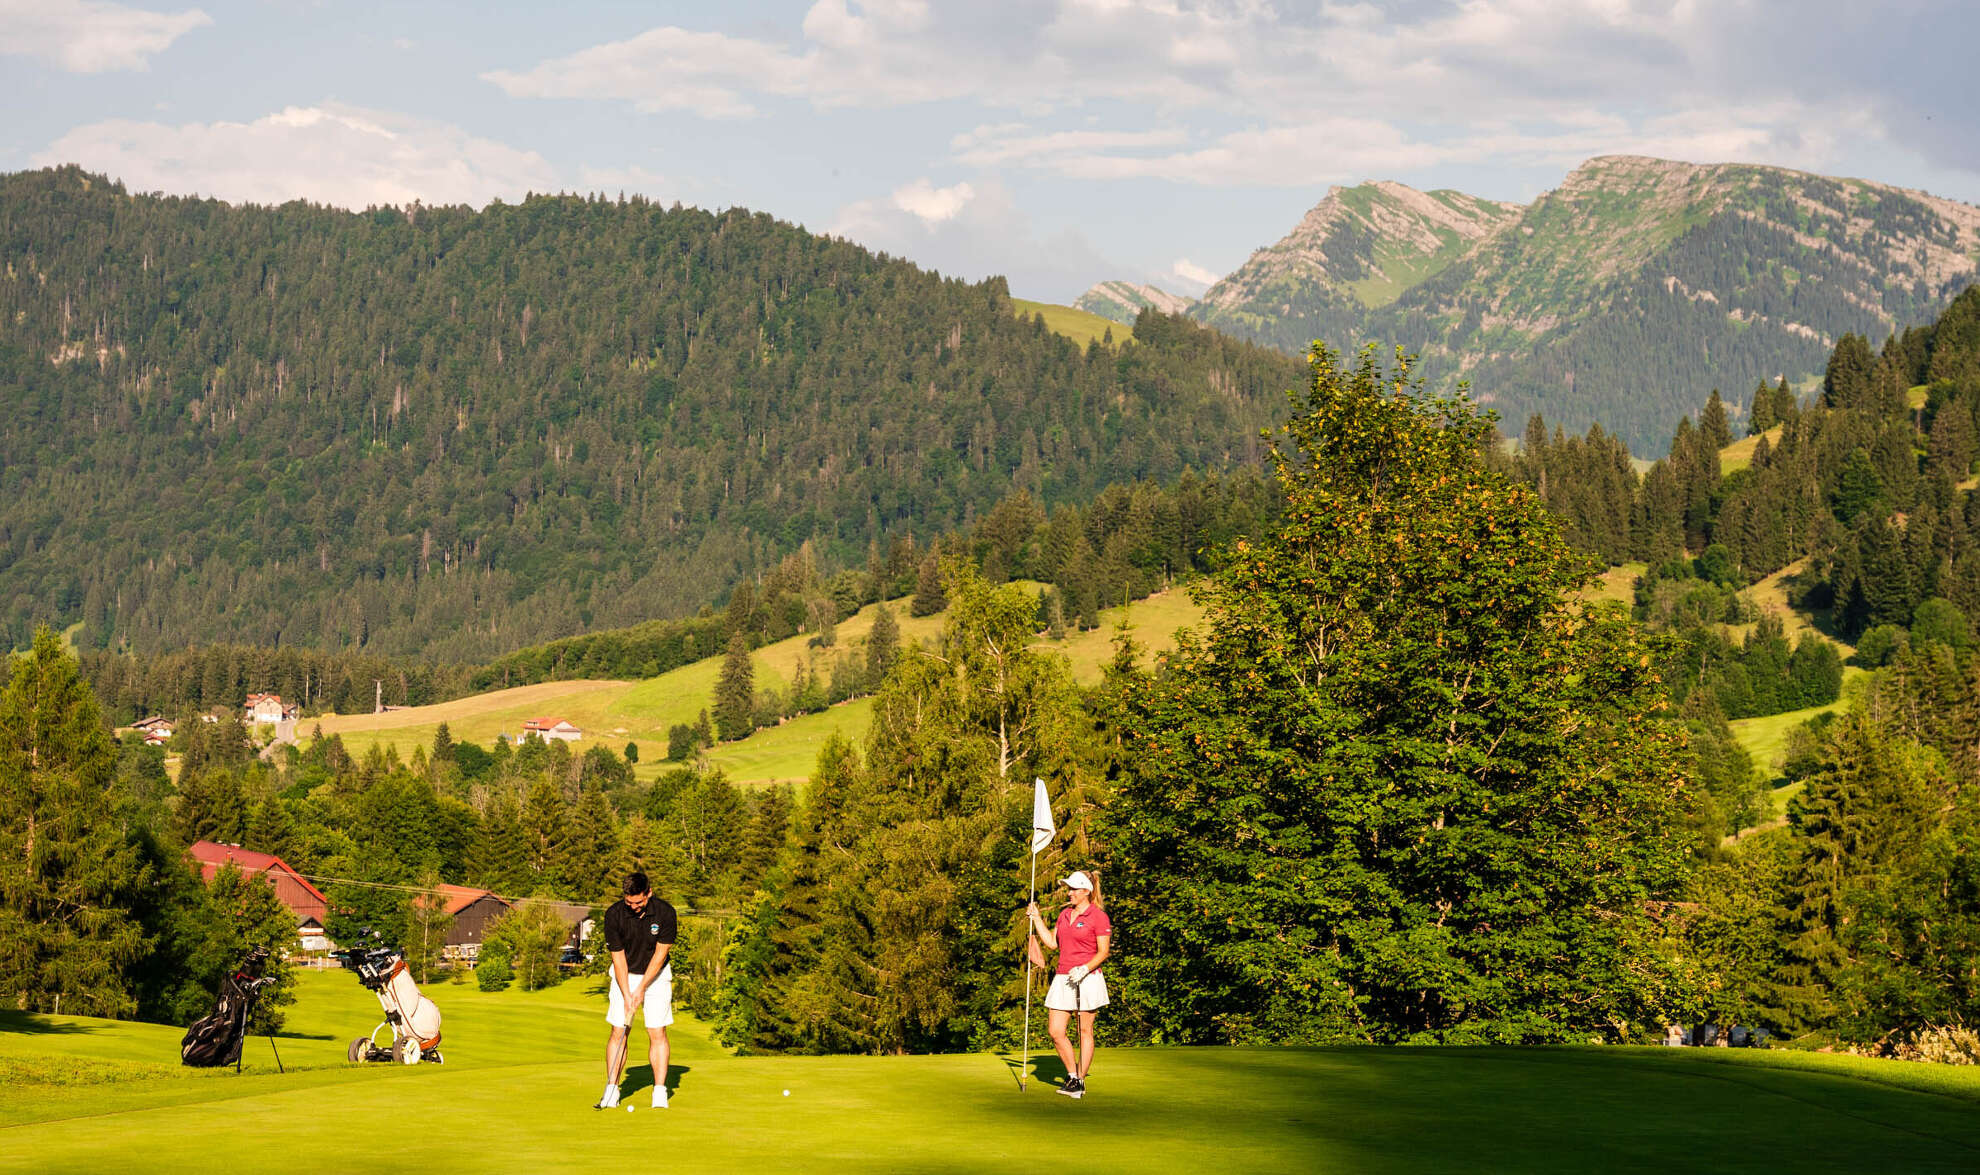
[1021,848,1037,1091]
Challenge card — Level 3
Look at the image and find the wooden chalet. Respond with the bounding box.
[186,841,332,951]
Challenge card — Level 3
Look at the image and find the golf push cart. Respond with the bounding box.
[337,928,445,1065]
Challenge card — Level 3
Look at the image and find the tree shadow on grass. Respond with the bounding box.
[0,1010,93,1035]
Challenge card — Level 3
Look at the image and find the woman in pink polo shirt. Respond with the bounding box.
[1026,869,1111,1099]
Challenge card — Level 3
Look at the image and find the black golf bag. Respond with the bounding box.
[180,948,281,1070]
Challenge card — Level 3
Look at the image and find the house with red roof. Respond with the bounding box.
[244,693,298,724]
[186,841,332,951]
[424,884,512,961]
[521,717,582,742]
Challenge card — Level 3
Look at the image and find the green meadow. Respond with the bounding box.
[317,589,1206,786]
[6,969,1980,1173]
[1011,297,1132,348]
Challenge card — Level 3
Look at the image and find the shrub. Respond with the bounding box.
[475,943,513,992]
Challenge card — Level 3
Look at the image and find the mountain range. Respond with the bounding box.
[1078,156,1980,452]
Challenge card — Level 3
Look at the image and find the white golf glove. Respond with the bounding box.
[1068,965,1089,983]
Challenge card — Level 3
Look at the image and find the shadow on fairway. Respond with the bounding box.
[0,1011,93,1035]
[622,1062,692,1098]
[1009,1053,1072,1089]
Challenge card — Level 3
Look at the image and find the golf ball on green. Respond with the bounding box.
[625,1105,635,1113]
[782,1089,790,1096]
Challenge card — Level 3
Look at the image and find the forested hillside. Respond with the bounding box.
[0,167,1302,660]
[1180,156,1980,452]
[1503,285,1980,640]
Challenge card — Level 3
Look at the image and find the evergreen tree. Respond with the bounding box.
[865,603,900,689]
[1765,714,1945,1034]
[1831,449,1884,523]
[1748,380,1778,435]
[1701,389,1733,451]
[910,553,948,617]
[714,634,756,743]
[1823,333,1875,410]
[245,797,294,860]
[520,778,570,887]
[743,566,1087,1052]
[557,782,623,902]
[0,628,149,1015]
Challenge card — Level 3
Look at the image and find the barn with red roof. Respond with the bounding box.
[186,841,332,951]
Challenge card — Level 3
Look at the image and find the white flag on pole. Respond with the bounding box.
[1030,777,1055,854]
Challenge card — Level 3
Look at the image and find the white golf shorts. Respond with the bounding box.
[1044,970,1109,1012]
[606,965,674,1029]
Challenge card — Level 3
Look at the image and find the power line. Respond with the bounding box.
[281,868,734,918]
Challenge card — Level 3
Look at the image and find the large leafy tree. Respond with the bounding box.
[1103,346,1691,1045]
[0,628,149,1014]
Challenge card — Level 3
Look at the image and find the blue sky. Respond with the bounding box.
[5,1,1978,303]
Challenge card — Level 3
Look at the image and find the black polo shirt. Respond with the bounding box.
[603,896,677,974]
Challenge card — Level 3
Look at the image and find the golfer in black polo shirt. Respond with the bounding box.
[596,872,677,1110]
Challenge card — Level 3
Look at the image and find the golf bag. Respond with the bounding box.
[338,929,445,1064]
[180,947,282,1071]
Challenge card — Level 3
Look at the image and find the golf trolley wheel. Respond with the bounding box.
[393,1036,420,1065]
[347,1037,369,1064]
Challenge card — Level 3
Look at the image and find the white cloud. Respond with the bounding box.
[36,104,560,209]
[0,0,209,72]
[891,178,974,222]
[829,176,1119,302]
[480,1,1964,191]
[1169,258,1219,290]
[575,164,673,199]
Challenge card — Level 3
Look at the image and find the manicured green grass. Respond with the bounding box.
[7,970,1980,1173]
[1011,298,1131,348]
[704,698,873,785]
[313,588,1205,785]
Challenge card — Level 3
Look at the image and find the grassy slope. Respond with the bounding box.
[317,589,1205,785]
[1583,562,1647,606]
[1011,298,1131,348]
[7,970,1980,1174]
[1719,425,1782,475]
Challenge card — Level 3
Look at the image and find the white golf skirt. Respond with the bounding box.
[1044,970,1109,1012]
[606,965,674,1029]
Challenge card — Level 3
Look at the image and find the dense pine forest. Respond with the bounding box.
[53,466,1276,725]
[0,167,1301,660]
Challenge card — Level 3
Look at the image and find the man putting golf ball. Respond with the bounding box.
[1026,869,1111,1100]
[597,871,676,1110]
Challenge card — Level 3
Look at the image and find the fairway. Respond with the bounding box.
[6,971,1980,1173]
